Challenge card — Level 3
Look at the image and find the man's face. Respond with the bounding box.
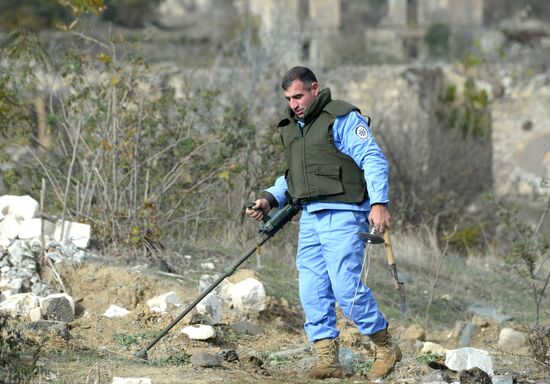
[283,80,319,119]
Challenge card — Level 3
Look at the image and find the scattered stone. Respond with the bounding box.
[459,367,492,384]
[18,320,70,340]
[218,349,239,363]
[29,306,42,321]
[230,278,266,313]
[339,347,355,377]
[0,292,40,317]
[54,220,91,249]
[40,293,75,322]
[445,347,494,376]
[200,262,215,270]
[421,341,448,356]
[0,195,39,221]
[103,304,131,318]
[468,303,512,325]
[196,292,222,325]
[492,375,515,384]
[181,324,216,340]
[18,218,55,240]
[498,328,529,355]
[146,291,180,313]
[230,321,264,336]
[420,370,455,383]
[404,323,426,341]
[241,352,264,367]
[112,378,153,384]
[190,352,221,368]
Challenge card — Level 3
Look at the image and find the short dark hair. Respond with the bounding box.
[281,66,318,90]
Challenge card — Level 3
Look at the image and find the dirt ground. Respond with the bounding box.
[13,261,548,384]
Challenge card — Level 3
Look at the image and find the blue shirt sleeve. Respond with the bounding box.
[332,111,389,205]
[264,175,288,207]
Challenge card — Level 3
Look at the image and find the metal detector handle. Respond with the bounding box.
[248,192,302,236]
[246,202,269,223]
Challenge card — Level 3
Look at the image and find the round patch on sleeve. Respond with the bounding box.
[354,124,370,140]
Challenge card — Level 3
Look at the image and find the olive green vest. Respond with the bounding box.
[278,88,367,203]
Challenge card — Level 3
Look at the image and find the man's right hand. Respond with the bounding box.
[246,198,271,221]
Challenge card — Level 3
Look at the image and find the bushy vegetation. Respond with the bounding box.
[0,19,285,252]
[0,0,160,31]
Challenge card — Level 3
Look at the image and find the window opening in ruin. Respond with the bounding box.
[301,40,311,61]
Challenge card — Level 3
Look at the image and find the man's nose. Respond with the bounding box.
[290,100,299,110]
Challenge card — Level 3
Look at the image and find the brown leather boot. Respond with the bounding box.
[308,338,343,379]
[368,328,402,379]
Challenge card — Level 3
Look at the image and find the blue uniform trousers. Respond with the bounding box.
[296,209,388,341]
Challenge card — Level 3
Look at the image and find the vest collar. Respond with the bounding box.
[283,87,332,126]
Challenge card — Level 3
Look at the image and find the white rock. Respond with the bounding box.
[146,291,181,313]
[230,278,266,313]
[445,347,494,376]
[181,324,216,340]
[421,341,448,356]
[0,289,14,302]
[7,240,33,265]
[111,378,152,384]
[0,216,20,243]
[498,328,529,355]
[18,218,56,240]
[54,221,91,248]
[0,277,23,293]
[0,292,40,317]
[0,195,39,221]
[196,293,222,324]
[200,262,215,270]
[103,304,131,318]
[29,306,42,321]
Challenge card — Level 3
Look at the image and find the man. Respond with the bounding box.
[246,66,401,379]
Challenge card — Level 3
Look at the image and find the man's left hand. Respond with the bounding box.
[369,204,392,233]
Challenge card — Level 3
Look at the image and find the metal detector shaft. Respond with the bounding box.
[135,234,273,359]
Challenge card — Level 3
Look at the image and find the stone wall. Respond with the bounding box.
[491,71,550,198]
[323,65,493,212]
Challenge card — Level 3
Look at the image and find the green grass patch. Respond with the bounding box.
[113,331,159,349]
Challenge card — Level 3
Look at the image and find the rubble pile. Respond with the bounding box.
[0,194,91,320]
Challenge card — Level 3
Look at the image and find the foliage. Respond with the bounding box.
[446,222,484,252]
[436,79,490,138]
[112,331,157,349]
[0,27,282,251]
[425,23,451,58]
[488,179,550,324]
[415,351,444,365]
[353,359,372,375]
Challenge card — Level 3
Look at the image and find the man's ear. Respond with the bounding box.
[311,82,320,96]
